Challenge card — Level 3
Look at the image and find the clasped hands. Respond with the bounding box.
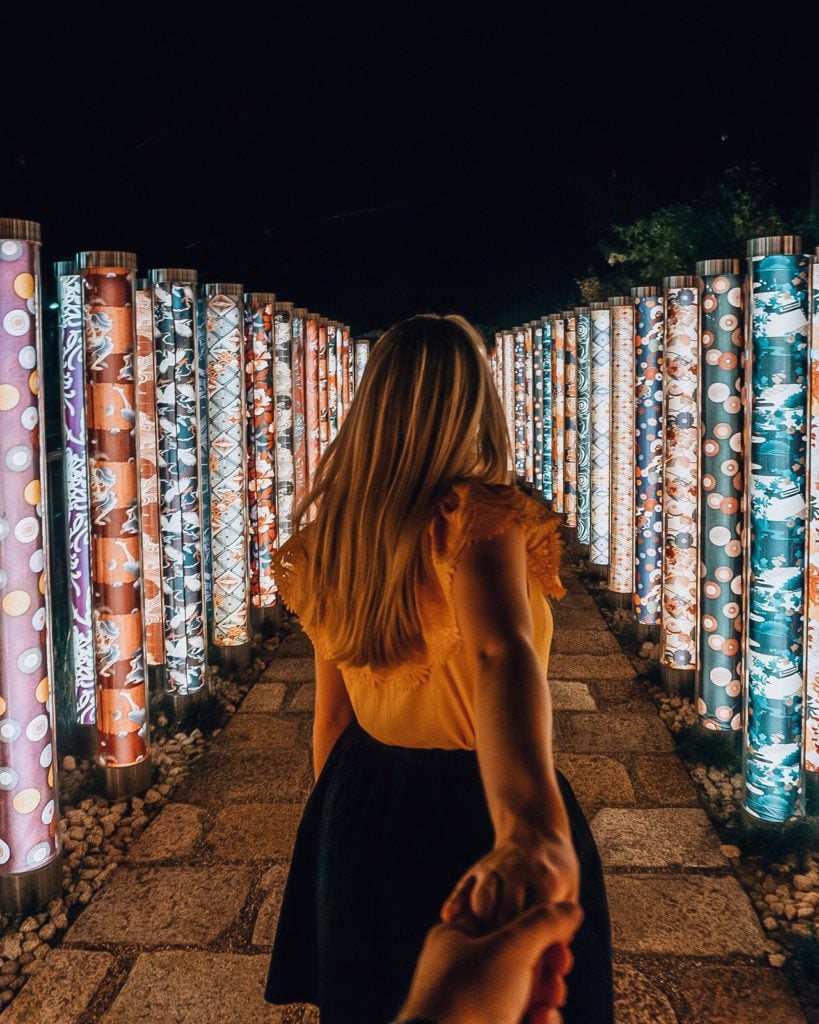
[399,826,582,1024]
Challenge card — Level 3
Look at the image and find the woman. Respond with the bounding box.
[265,314,613,1023]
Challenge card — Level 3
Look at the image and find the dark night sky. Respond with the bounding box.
[4,4,817,333]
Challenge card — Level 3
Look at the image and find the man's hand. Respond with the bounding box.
[397,902,583,1024]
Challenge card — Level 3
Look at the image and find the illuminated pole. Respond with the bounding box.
[696,260,745,731]
[575,306,592,553]
[134,278,164,688]
[524,324,534,486]
[244,292,279,613]
[80,251,152,794]
[562,311,578,530]
[808,251,819,786]
[318,318,329,457]
[632,285,665,639]
[292,307,309,508]
[56,261,96,729]
[660,276,699,696]
[550,315,566,514]
[532,320,544,495]
[502,329,515,465]
[202,284,251,670]
[353,338,370,393]
[514,327,526,480]
[196,292,213,634]
[150,267,209,710]
[0,219,63,911]
[341,324,352,421]
[327,321,339,443]
[607,296,635,609]
[304,313,321,496]
[743,236,808,823]
[541,317,553,503]
[274,301,295,549]
[589,301,611,575]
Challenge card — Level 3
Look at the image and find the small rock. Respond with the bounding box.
[20,937,39,954]
[768,953,787,968]
[144,789,162,805]
[19,917,38,935]
[797,906,814,919]
[62,755,77,772]
[0,935,21,960]
[37,922,56,942]
[720,844,741,859]
[794,874,815,892]
[763,916,778,930]
[0,989,13,1004]
[785,904,797,921]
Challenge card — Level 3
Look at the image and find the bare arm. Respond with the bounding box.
[452,522,569,844]
[313,650,356,779]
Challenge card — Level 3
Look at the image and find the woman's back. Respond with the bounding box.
[275,477,565,748]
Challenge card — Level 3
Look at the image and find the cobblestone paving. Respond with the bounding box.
[9,564,807,1023]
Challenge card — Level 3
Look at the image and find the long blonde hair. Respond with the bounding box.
[287,313,512,668]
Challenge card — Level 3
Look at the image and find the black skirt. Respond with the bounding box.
[266,721,613,1024]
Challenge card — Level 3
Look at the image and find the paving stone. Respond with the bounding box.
[550,680,597,711]
[276,632,314,657]
[678,965,806,1024]
[238,683,288,714]
[552,628,621,655]
[127,803,206,863]
[260,658,315,683]
[613,964,679,1024]
[549,652,636,681]
[218,714,300,751]
[206,803,302,861]
[556,712,673,754]
[632,755,701,806]
[552,608,610,630]
[289,682,316,712]
[102,952,289,1023]
[607,874,767,956]
[65,866,254,946]
[554,754,636,811]
[252,863,291,946]
[183,749,312,806]
[591,676,655,708]
[592,808,725,868]
[1,949,113,1023]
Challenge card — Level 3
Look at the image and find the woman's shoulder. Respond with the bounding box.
[430,479,566,599]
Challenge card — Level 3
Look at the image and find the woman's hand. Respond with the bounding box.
[441,825,580,931]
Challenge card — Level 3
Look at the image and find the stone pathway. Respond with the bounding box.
[6,563,808,1023]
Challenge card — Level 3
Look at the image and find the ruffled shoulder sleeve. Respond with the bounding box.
[271,525,334,658]
[430,480,566,600]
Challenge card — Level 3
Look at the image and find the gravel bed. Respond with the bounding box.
[0,617,297,1011]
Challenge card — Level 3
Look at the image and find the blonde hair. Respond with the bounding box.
[286,313,512,668]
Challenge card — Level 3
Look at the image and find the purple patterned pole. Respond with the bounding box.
[0,219,62,911]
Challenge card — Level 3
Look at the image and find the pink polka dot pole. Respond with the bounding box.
[0,219,62,903]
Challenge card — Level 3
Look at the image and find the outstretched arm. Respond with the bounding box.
[443,523,577,925]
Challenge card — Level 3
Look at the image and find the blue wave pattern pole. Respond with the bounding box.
[743,236,808,823]
[575,307,592,548]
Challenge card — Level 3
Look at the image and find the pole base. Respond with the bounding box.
[561,526,578,547]
[96,758,154,800]
[659,665,696,699]
[208,643,253,673]
[739,804,805,829]
[634,623,661,643]
[576,543,590,560]
[0,855,63,916]
[805,772,819,816]
[588,562,609,581]
[250,603,284,636]
[71,723,98,759]
[606,589,632,610]
[147,664,167,694]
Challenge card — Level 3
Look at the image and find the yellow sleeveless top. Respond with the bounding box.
[273,480,565,750]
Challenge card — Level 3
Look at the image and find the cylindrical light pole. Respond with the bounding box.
[0,219,63,911]
[743,235,808,823]
[541,317,553,503]
[589,300,611,577]
[607,296,635,609]
[696,260,745,732]
[575,306,592,555]
[562,310,578,533]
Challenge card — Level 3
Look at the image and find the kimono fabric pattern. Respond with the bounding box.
[265,480,613,1024]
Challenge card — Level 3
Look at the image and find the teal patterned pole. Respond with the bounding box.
[660,275,699,696]
[696,259,745,731]
[807,251,819,781]
[608,296,635,609]
[743,235,808,823]
[575,307,592,550]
